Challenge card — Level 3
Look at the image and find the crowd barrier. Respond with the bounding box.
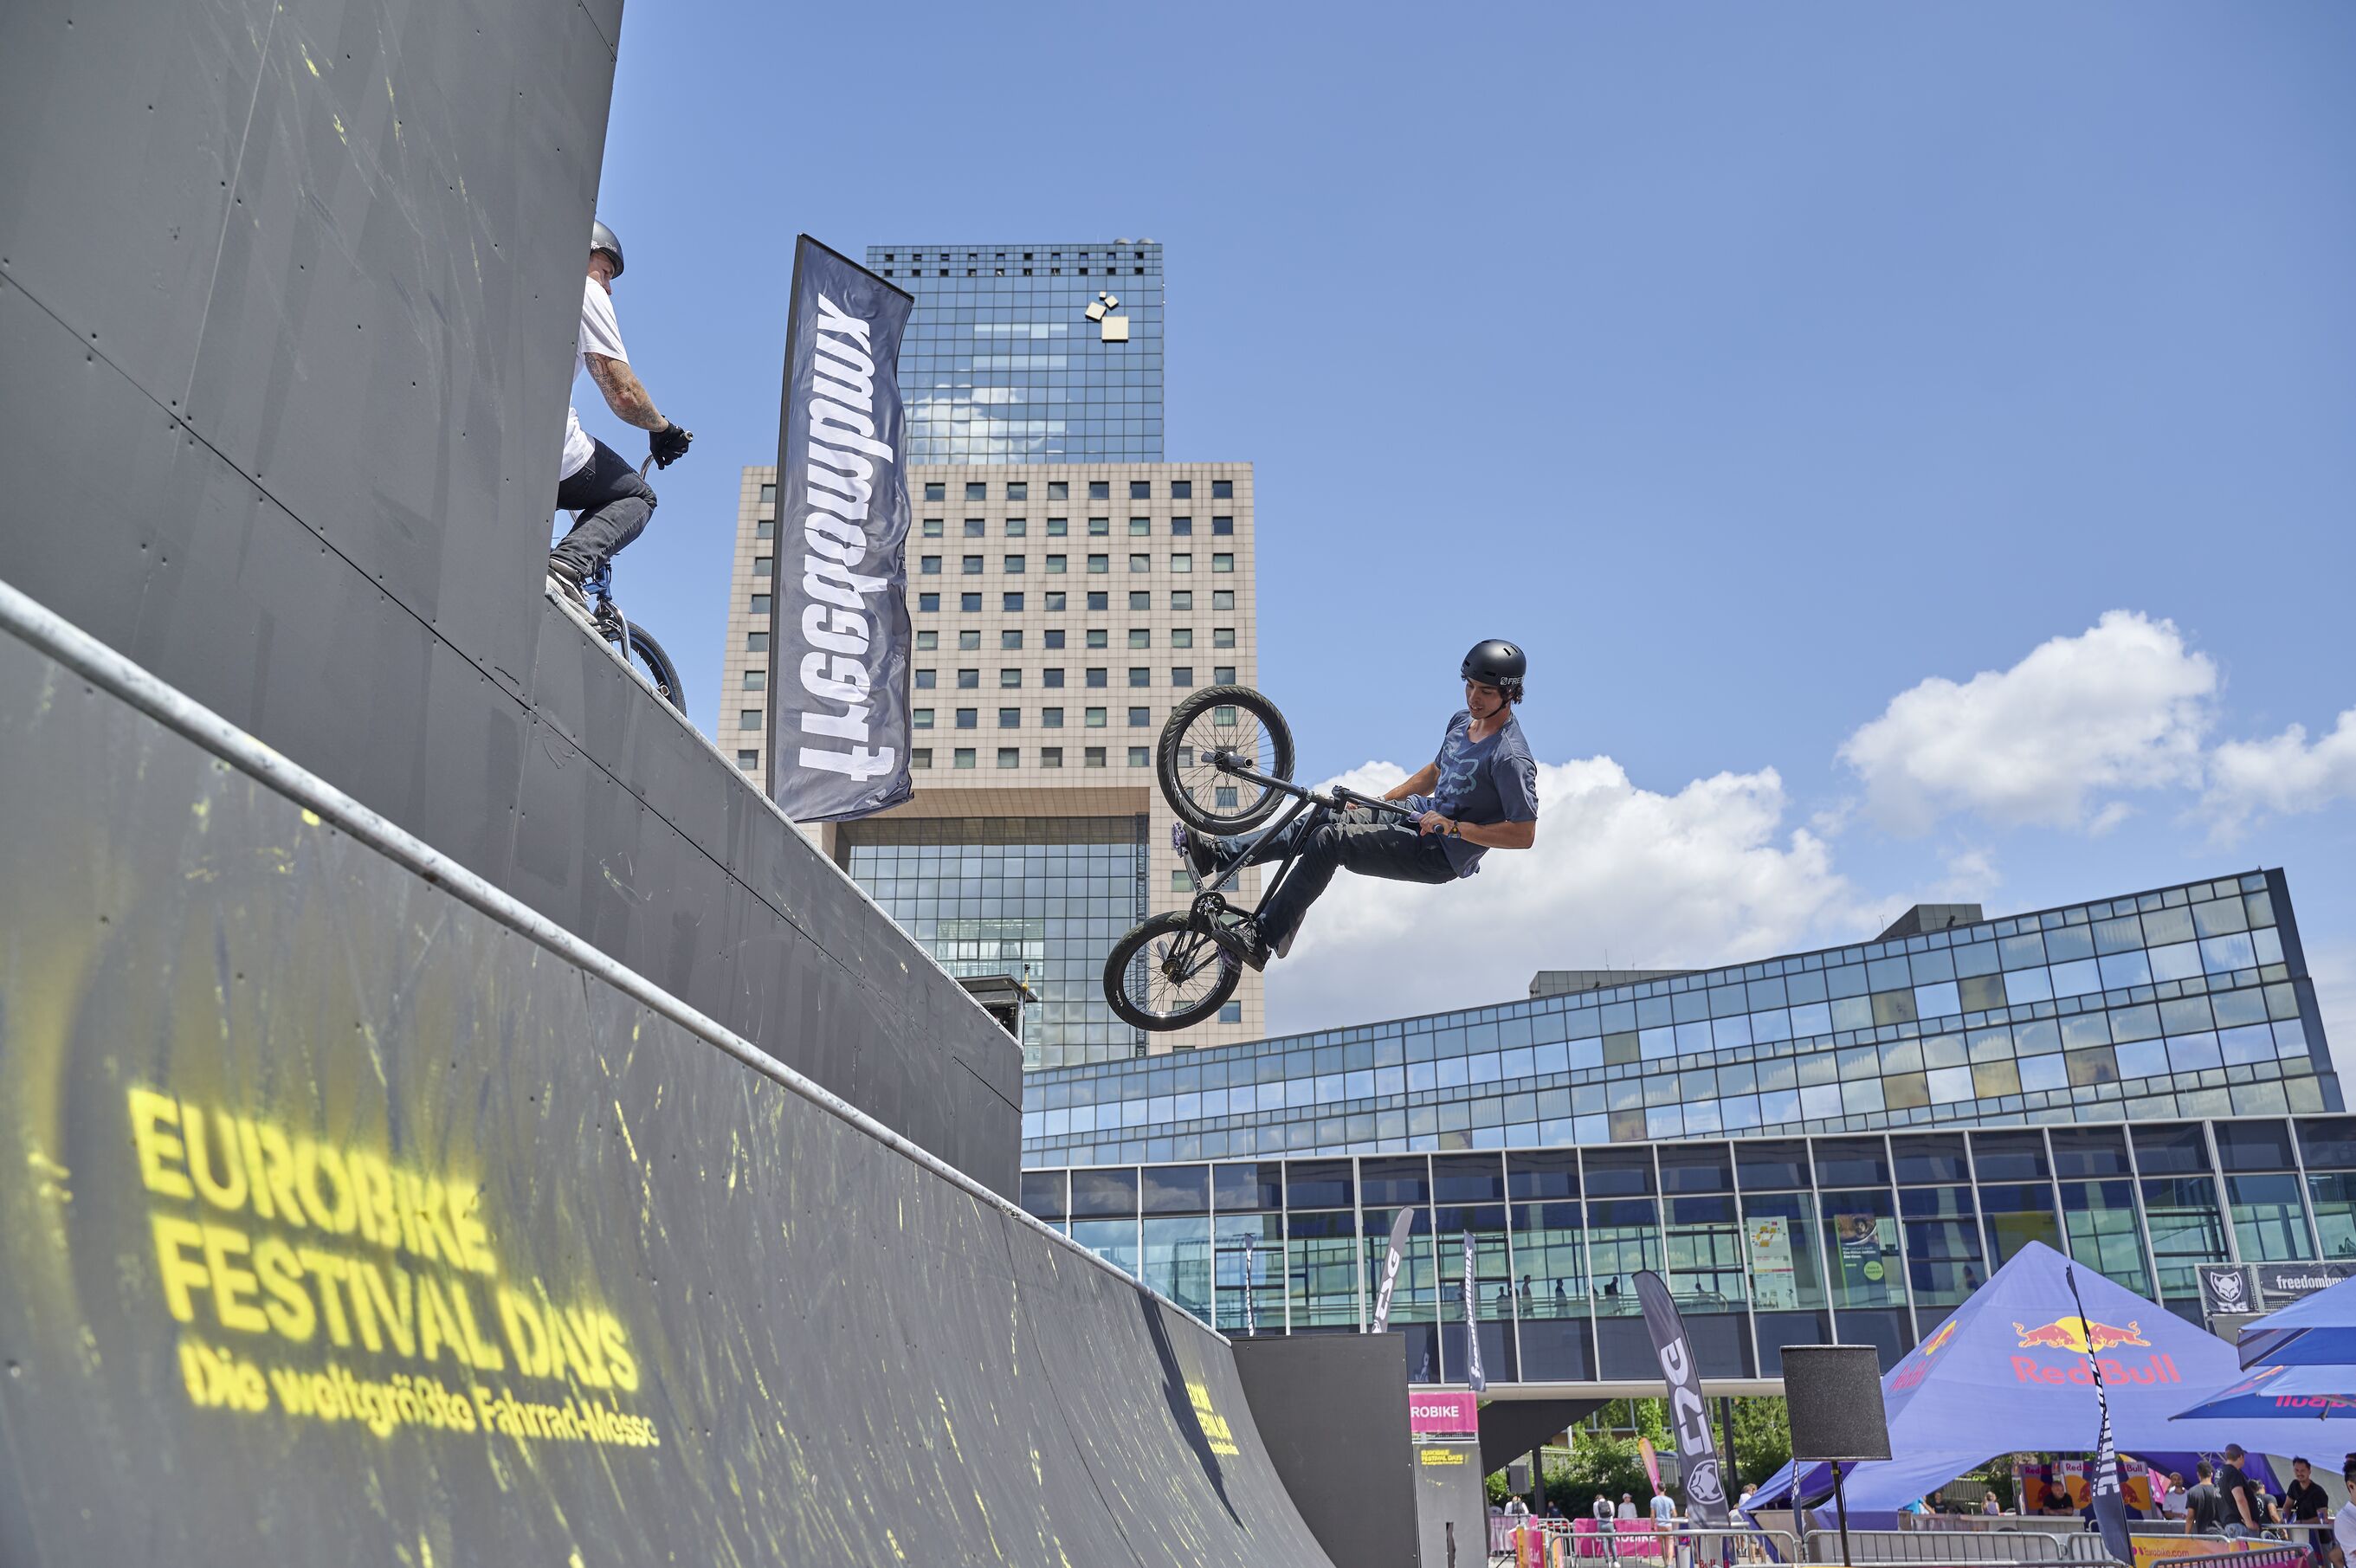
[1802,1526,2115,1564]
[1488,1520,1801,1567]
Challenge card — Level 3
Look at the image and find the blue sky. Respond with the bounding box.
[585,3,2355,1048]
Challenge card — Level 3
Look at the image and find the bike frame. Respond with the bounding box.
[1185,751,1420,946]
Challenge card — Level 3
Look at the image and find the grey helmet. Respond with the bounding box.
[591,219,624,278]
[1461,638,1527,699]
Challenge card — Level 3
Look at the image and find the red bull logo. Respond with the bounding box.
[1921,1320,1958,1358]
[2009,1315,2176,1387]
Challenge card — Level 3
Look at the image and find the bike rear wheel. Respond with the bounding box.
[1103,910,1243,1033]
[623,621,687,713]
[1157,684,1295,835]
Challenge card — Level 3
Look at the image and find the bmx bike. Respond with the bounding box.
[1101,683,1419,1032]
[553,454,687,713]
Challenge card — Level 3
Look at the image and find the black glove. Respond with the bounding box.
[649,420,694,469]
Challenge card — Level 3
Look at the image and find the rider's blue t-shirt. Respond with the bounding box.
[1402,709,1539,876]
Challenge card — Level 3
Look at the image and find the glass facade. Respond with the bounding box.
[1022,871,2337,1167]
[837,816,1147,1069]
[867,240,1164,464]
[1021,1116,2356,1385]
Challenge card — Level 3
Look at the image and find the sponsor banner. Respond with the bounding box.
[1419,1446,1468,1467]
[1747,1216,1798,1310]
[1633,1270,1730,1525]
[767,235,916,822]
[2133,1536,2309,1568]
[2198,1263,2257,1317]
[1371,1207,1417,1335]
[1460,1230,1487,1393]
[1409,1391,1479,1436]
[2255,1260,2356,1304]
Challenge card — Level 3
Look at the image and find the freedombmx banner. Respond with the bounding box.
[766,235,916,822]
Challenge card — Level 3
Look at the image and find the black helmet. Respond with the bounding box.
[1462,638,1527,698]
[591,219,624,278]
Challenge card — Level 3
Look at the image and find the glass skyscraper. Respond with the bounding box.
[868,240,1165,464]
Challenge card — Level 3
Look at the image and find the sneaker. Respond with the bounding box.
[546,558,588,610]
[1172,821,1219,887]
[1208,904,1268,971]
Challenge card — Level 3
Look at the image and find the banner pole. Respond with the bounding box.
[1831,1458,1852,1568]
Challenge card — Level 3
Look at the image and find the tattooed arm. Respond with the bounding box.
[584,352,667,431]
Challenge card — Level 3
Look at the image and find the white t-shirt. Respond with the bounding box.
[2333,1501,2356,1556]
[561,276,629,481]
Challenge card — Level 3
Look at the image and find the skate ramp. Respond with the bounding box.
[0,586,1337,1566]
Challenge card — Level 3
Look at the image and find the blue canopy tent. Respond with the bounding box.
[1745,1242,2324,1519]
[2173,1363,2356,1421]
[2236,1273,2356,1369]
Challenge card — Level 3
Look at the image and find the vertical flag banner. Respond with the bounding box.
[1635,1270,1732,1525]
[766,236,917,821]
[1241,1234,1257,1337]
[1461,1229,1488,1393]
[2063,1264,2135,1565]
[1371,1208,1418,1335]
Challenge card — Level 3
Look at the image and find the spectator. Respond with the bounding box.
[1619,1493,1638,1520]
[2329,1464,2356,1568]
[1652,1489,1678,1525]
[1983,1490,2003,1517]
[2043,1475,2073,1516]
[1596,1494,1616,1523]
[2288,1459,2327,1531]
[2186,1461,2227,1536]
[2221,1445,2261,1537]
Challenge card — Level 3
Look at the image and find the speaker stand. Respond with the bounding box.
[1830,1459,1853,1568]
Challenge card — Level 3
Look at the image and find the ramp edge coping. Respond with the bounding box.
[0,573,1226,1340]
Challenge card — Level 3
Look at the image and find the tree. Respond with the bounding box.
[1731,1397,1791,1491]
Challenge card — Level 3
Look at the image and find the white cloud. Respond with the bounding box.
[1264,756,1857,1034]
[1837,610,2217,835]
[2200,708,2356,839]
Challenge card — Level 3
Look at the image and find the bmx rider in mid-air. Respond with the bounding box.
[1179,639,1539,968]
[548,219,694,604]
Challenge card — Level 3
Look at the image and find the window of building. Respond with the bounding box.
[997,747,1018,768]
[1213,590,1234,610]
[955,708,977,728]
[998,707,1019,727]
[1087,591,1108,610]
[738,749,759,770]
[1086,707,1107,727]
[914,631,937,650]
[922,519,943,538]
[1046,554,1066,574]
[1049,481,1068,500]
[1005,518,1026,537]
[1171,481,1192,500]
[1126,590,1148,611]
[1128,706,1151,726]
[759,481,778,509]
[1087,629,1109,648]
[1088,481,1109,500]
[1002,592,1023,613]
[961,555,982,575]
[1001,630,1023,650]
[749,594,771,615]
[1130,517,1152,536]
[924,481,945,501]
[744,668,766,688]
[1171,553,1191,574]
[1006,481,1028,501]
[1129,553,1150,573]
[918,594,938,613]
[1212,516,1234,535]
[1129,745,1150,767]
[1043,629,1066,650]
[752,556,772,577]
[964,519,984,538]
[1086,668,1107,687]
[1045,592,1067,612]
[997,668,1021,690]
[954,748,975,769]
[914,669,935,688]
[1088,517,1110,536]
[756,519,773,540]
[1212,480,1233,500]
[1042,707,1064,727]
[1042,669,1065,689]
[959,629,981,649]
[1129,481,1152,500]
[965,481,986,501]
[1171,517,1191,535]
[1218,1001,1242,1023]
[1213,627,1236,648]
[1085,746,1106,768]
[1171,869,1192,892]
[958,669,979,688]
[1042,746,1063,768]
[910,748,931,769]
[1213,553,1234,573]
[1172,590,1192,610]
[1129,629,1151,648]
[739,708,762,731]
[913,708,933,728]
[1004,554,1024,573]
[1047,517,1068,537]
[960,592,980,611]
[1128,669,1150,689]
[920,555,941,575]
[1215,666,1236,685]
[1172,668,1194,687]
[1171,628,1193,648]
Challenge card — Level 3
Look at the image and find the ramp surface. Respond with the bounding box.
[0,597,1335,1566]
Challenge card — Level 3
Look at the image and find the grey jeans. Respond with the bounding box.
[1218,805,1456,947]
[552,437,656,578]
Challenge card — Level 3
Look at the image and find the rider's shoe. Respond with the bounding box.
[546,556,588,610]
[1207,904,1269,971]
[1173,821,1220,887]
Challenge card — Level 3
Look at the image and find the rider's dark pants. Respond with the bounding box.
[1218,806,1456,948]
[552,437,656,578]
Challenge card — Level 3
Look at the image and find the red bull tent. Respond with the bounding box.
[1746,1241,2323,1516]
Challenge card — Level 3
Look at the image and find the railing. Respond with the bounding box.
[1802,1526,2116,1564]
[1488,1519,1800,1566]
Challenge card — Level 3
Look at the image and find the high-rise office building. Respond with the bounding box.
[868,239,1165,464]
[725,241,1254,1067]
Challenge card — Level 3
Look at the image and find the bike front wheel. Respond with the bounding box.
[1103,911,1243,1033]
[1157,684,1295,835]
[623,621,687,713]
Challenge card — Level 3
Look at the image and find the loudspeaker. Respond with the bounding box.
[1782,1345,1891,1462]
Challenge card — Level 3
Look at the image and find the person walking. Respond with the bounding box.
[2186,1461,2228,1536]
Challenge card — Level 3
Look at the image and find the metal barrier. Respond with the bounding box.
[1800,1526,2116,1565]
[1488,1520,1801,1567]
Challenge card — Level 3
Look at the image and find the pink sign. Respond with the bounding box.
[1409,1391,1478,1436]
